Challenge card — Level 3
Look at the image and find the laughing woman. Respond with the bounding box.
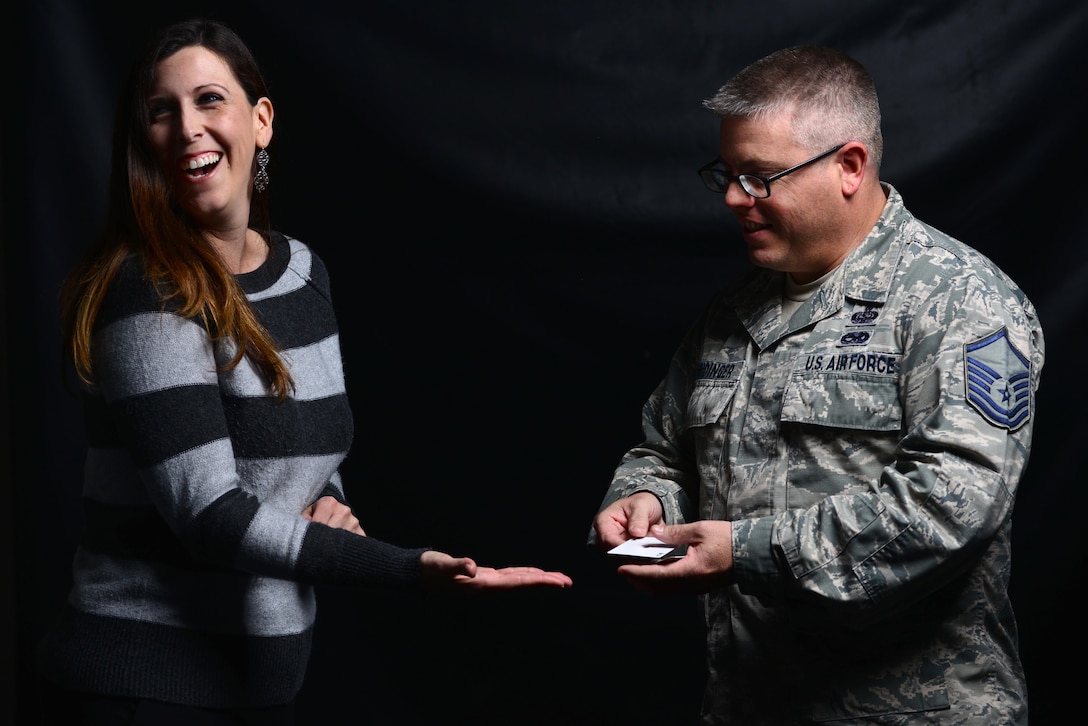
[36,18,570,725]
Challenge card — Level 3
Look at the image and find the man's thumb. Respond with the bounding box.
[650,522,687,544]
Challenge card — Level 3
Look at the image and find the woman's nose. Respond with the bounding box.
[178,107,202,142]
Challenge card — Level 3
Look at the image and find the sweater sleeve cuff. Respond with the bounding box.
[296,525,427,588]
[312,482,346,505]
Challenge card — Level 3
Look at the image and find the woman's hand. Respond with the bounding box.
[420,551,572,592]
[302,496,365,535]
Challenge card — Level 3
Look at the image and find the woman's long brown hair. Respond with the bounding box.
[60,19,293,399]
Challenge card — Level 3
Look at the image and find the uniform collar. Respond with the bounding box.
[724,184,915,348]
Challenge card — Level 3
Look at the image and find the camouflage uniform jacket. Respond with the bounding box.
[595,186,1043,724]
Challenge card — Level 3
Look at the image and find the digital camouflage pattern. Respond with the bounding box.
[594,186,1043,724]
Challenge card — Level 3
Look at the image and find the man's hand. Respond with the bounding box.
[420,551,573,592]
[592,492,664,548]
[616,520,733,596]
[302,496,365,535]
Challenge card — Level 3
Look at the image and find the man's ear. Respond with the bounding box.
[839,142,868,196]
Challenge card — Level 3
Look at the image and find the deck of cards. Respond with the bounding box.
[606,536,686,563]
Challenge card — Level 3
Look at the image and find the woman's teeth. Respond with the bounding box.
[183,153,221,176]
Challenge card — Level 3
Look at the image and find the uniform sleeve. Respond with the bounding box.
[732,271,1044,621]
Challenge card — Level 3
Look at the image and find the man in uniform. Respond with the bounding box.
[591,45,1043,724]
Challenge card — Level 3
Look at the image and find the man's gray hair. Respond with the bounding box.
[704,45,883,169]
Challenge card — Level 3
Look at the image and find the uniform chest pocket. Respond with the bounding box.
[685,380,740,429]
[781,372,902,432]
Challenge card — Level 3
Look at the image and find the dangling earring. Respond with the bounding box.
[255,148,270,192]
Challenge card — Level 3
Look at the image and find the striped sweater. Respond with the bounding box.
[38,232,426,708]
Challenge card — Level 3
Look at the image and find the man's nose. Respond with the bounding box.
[723,179,755,209]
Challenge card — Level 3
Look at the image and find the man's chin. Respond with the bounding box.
[746,247,784,270]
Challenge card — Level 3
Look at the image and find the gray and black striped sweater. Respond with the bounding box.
[38,232,426,708]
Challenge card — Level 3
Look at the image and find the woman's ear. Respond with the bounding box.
[255,96,274,148]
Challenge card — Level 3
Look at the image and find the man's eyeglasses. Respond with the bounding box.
[697,144,846,199]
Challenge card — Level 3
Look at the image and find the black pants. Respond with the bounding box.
[38,679,296,726]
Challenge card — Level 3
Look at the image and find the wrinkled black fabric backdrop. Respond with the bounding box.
[4,1,1086,724]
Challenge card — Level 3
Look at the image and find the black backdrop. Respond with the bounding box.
[4,1,1086,724]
